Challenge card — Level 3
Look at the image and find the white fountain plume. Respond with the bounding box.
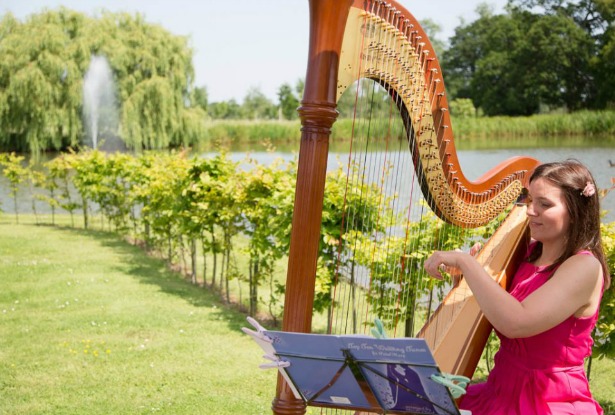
[82,55,119,150]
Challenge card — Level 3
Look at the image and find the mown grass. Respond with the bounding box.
[1,215,613,414]
[0,217,278,414]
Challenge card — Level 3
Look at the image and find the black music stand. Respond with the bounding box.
[243,319,461,415]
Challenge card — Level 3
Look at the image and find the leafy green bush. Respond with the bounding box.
[596,220,615,358]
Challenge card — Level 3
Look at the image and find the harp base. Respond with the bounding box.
[271,397,307,415]
[272,376,307,415]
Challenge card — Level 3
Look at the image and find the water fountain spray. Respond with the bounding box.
[82,55,119,149]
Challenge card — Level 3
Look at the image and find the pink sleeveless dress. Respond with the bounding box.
[459,251,603,415]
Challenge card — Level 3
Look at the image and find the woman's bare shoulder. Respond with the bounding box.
[554,253,602,287]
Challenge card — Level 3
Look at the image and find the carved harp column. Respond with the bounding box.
[273,1,540,414]
[271,2,354,414]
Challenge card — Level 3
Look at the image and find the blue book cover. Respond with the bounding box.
[260,331,460,415]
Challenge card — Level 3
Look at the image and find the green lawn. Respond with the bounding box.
[0,219,277,414]
[1,217,613,414]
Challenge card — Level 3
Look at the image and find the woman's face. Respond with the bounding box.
[526,177,571,245]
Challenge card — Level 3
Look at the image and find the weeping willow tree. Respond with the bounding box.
[0,8,204,154]
[0,10,84,153]
[91,12,205,150]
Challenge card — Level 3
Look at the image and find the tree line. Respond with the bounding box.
[200,0,615,119]
[1,0,614,154]
[442,0,615,116]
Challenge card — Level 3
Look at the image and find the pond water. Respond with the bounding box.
[463,146,615,221]
[2,140,615,222]
[211,142,615,222]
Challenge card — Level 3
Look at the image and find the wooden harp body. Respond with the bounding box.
[273,1,540,414]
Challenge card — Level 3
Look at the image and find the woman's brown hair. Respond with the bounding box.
[527,159,611,289]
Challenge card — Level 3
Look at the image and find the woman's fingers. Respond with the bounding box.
[445,265,463,278]
[425,250,466,281]
[425,247,479,284]
[424,253,444,279]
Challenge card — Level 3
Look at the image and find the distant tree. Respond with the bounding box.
[277,83,299,120]
[336,79,393,119]
[449,98,477,118]
[507,0,615,108]
[242,87,276,120]
[295,78,305,102]
[440,4,500,101]
[336,81,358,119]
[193,86,208,113]
[442,6,529,114]
[0,9,86,153]
[93,11,204,150]
[508,0,614,37]
[515,12,593,111]
[594,27,615,107]
[443,4,595,115]
[420,18,446,59]
[208,99,242,119]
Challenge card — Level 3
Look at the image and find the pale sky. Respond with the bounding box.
[2,0,509,103]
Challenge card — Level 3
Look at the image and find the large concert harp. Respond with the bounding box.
[273,1,540,414]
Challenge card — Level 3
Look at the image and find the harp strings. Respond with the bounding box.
[327,0,469,347]
[380,4,429,337]
[318,5,493,415]
[335,0,505,346]
[321,4,467,414]
[362,2,403,334]
[328,3,371,336]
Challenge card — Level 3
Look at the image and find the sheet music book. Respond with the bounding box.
[243,319,462,415]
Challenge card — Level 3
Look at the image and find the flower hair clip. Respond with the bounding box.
[581,182,596,197]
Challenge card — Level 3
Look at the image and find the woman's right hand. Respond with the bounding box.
[424,242,482,284]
